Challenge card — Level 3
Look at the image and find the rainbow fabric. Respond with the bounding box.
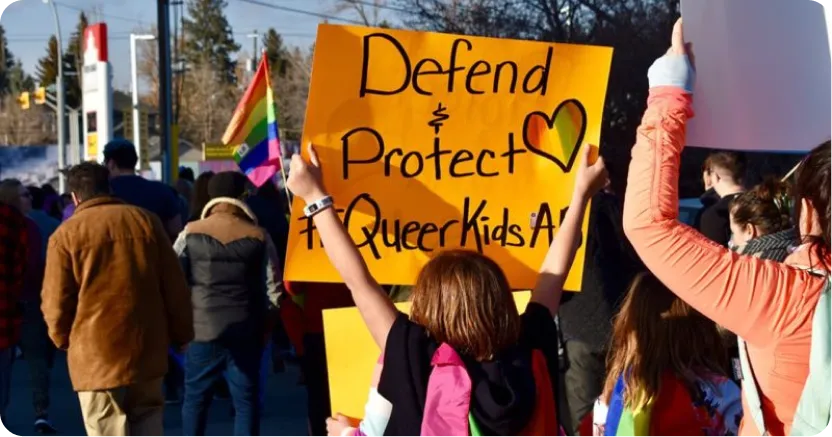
[603,372,743,436]
[221,56,282,187]
[604,376,652,436]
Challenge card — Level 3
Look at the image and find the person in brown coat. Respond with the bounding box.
[41,163,194,436]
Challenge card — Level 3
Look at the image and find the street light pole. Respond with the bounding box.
[44,0,65,192]
[130,34,155,172]
[157,0,173,184]
[246,31,258,80]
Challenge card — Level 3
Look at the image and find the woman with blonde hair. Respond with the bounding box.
[595,272,741,435]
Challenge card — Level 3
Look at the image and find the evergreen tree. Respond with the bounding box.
[182,0,240,83]
[0,26,15,95]
[263,28,288,77]
[8,60,34,94]
[64,12,88,108]
[36,35,60,88]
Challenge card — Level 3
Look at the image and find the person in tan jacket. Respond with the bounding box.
[41,162,194,436]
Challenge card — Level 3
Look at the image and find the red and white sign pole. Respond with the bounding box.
[82,23,114,163]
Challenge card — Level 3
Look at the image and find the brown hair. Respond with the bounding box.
[0,179,23,211]
[793,142,831,262]
[704,151,746,182]
[64,163,111,202]
[190,171,214,219]
[409,250,520,361]
[602,272,728,411]
[731,177,792,236]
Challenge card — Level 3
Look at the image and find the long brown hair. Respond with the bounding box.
[409,250,520,361]
[602,272,728,411]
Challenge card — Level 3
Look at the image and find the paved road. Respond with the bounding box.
[2,352,310,436]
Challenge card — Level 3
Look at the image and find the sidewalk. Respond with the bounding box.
[2,351,309,436]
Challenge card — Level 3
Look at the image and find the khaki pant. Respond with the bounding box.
[77,378,164,436]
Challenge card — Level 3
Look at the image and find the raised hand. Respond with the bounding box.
[574,144,609,200]
[287,142,327,202]
[647,18,696,93]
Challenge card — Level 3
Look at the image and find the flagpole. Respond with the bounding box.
[781,160,802,182]
[263,49,294,213]
[278,149,292,213]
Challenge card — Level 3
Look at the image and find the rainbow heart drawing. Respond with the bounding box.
[522,99,587,173]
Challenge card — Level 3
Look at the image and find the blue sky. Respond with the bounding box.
[1,0,395,90]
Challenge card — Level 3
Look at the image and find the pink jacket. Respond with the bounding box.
[622,87,829,435]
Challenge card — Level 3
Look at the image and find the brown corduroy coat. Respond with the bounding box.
[41,196,194,391]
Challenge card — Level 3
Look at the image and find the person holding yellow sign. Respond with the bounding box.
[286,142,607,436]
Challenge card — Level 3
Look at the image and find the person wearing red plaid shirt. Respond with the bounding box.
[0,193,30,424]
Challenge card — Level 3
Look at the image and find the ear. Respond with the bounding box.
[749,224,760,239]
[799,197,822,238]
[71,192,81,207]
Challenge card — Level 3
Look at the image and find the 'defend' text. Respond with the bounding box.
[360,33,554,98]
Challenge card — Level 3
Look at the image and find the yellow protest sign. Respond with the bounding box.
[323,291,531,419]
[285,24,612,290]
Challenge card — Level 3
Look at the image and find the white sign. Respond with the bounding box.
[81,23,114,162]
[681,0,831,153]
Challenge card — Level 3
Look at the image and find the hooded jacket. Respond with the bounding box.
[377,303,559,435]
[174,197,284,342]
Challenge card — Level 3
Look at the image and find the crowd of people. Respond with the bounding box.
[0,18,829,437]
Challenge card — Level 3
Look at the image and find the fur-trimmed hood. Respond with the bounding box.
[201,197,258,225]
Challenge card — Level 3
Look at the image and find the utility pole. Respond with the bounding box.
[157,0,173,183]
[44,0,65,192]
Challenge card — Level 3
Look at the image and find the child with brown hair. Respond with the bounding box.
[594,272,742,436]
[287,143,608,436]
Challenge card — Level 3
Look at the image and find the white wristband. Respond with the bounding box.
[303,195,333,218]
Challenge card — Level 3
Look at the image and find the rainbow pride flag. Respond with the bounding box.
[221,56,282,187]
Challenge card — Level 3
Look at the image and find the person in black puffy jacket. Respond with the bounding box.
[174,172,284,436]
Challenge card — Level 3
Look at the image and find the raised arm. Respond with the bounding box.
[286,144,397,349]
[531,145,608,316]
[622,19,824,347]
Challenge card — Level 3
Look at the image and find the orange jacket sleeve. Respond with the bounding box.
[622,87,824,347]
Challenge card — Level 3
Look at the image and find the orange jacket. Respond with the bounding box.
[622,87,829,435]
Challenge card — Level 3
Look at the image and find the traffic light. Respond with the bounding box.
[17,92,29,110]
[33,87,46,105]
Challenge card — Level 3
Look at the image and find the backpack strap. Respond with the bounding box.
[421,343,472,436]
[737,337,769,435]
[790,277,831,435]
[739,269,831,436]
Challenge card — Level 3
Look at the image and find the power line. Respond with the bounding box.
[54,1,150,26]
[235,0,366,25]
[348,0,413,15]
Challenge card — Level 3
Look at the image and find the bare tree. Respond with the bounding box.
[330,0,389,26]
[0,97,51,145]
[137,26,160,109]
[178,62,240,145]
[137,26,188,122]
[273,46,313,140]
